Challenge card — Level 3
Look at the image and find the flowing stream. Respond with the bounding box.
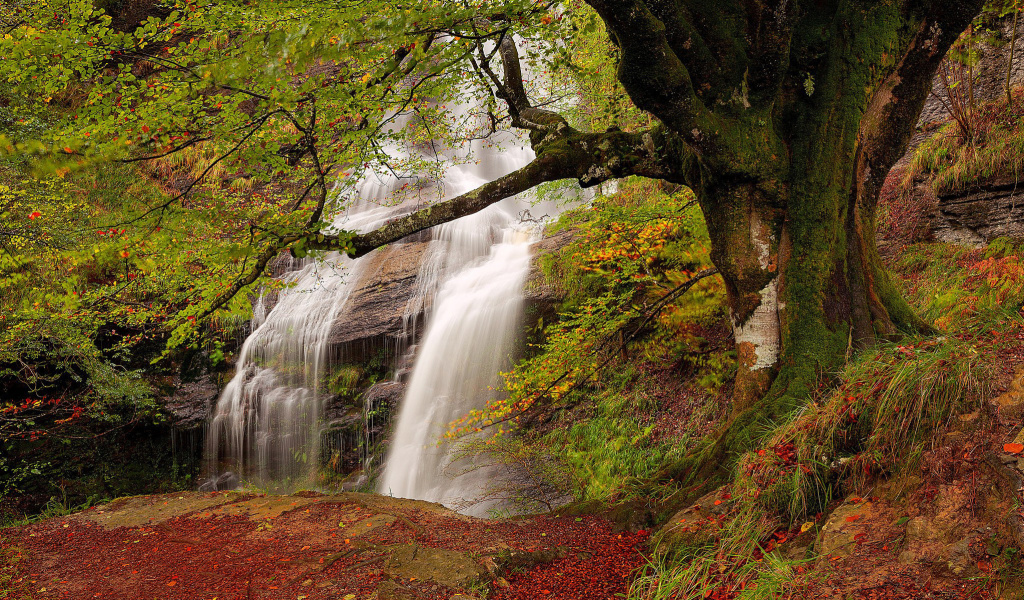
[202,107,545,509]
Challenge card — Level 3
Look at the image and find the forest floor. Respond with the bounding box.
[0,490,646,600]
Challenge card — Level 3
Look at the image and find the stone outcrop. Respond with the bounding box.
[329,240,432,363]
[918,16,1024,127]
[929,179,1024,245]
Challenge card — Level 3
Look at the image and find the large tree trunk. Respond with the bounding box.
[642,2,982,466]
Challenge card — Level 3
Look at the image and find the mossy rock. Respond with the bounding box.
[383,542,487,590]
[653,488,733,555]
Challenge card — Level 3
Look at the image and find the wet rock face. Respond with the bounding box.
[523,228,574,307]
[322,381,405,480]
[930,180,1024,245]
[159,377,218,429]
[327,228,573,364]
[328,241,432,363]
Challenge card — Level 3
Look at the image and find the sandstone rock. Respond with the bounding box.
[329,240,431,362]
[1009,511,1024,550]
[383,542,487,589]
[905,516,945,544]
[817,497,872,558]
[493,546,568,575]
[945,538,975,577]
[989,367,1024,422]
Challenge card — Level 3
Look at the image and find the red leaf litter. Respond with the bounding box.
[1,492,648,600]
[494,531,646,600]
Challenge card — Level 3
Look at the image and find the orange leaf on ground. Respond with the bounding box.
[845,515,861,522]
[1005,443,1024,454]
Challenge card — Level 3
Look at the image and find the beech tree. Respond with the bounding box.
[1,0,985,456]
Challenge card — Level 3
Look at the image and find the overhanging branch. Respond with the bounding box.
[307,125,695,258]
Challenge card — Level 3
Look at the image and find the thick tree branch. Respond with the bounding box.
[304,126,694,258]
[585,0,713,140]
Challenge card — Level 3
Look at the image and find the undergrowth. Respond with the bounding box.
[904,88,1024,194]
[627,231,1012,599]
[896,238,1024,331]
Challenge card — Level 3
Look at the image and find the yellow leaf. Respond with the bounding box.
[800,521,814,533]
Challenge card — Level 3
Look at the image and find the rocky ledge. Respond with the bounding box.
[326,229,573,366]
[930,179,1024,246]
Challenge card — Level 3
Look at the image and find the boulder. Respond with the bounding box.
[818,497,873,558]
[895,485,985,576]
[655,488,733,552]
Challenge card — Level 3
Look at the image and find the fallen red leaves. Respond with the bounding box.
[493,529,648,600]
[1,493,649,600]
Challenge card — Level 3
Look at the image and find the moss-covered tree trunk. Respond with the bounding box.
[578,0,984,457]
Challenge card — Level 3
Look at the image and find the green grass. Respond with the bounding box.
[905,89,1024,195]
[895,239,1024,332]
[1,492,108,530]
[0,543,37,600]
[631,502,813,600]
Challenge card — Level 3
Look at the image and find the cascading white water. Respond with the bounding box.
[202,200,402,491]
[204,38,560,502]
[203,123,544,497]
[378,222,537,513]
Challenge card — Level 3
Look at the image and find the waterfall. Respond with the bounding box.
[202,37,561,506]
[202,117,546,501]
[201,200,403,492]
[378,223,537,514]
